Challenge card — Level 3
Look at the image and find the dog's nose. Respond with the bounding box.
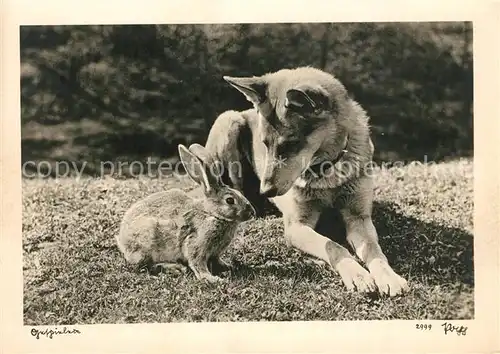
[260,183,278,198]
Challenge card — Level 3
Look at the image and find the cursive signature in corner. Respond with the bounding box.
[31,326,81,339]
[441,322,468,336]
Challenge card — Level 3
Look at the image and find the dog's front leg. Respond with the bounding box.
[280,207,377,294]
[342,215,409,296]
[341,179,409,297]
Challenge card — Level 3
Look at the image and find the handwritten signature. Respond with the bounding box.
[31,327,81,339]
[441,322,468,336]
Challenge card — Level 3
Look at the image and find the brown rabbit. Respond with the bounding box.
[116,143,256,283]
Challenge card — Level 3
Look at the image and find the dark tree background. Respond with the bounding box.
[20,22,473,176]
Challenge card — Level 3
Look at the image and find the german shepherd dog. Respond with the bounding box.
[203,67,409,297]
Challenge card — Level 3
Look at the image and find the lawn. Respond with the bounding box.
[22,159,474,324]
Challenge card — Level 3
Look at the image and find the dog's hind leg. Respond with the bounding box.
[205,110,246,189]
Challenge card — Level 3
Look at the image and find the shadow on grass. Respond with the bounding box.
[374,201,473,286]
[254,200,474,287]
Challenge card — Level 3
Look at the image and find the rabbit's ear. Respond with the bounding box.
[178,144,212,194]
[188,143,224,185]
[188,143,210,164]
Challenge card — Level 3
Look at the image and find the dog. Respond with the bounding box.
[203,67,409,297]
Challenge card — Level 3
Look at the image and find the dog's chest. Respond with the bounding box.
[294,181,358,209]
[294,185,340,206]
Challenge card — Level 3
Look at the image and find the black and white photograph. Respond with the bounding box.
[1,0,499,353]
[21,21,474,323]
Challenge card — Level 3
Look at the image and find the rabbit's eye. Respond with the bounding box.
[225,197,235,205]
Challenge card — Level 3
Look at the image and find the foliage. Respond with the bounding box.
[21,23,472,175]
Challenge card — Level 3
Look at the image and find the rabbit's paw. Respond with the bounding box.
[199,273,226,284]
[154,263,187,275]
[208,256,232,275]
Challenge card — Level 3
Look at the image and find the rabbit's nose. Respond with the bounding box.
[244,203,257,219]
[249,205,257,218]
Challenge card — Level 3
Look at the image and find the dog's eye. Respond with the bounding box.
[225,197,235,205]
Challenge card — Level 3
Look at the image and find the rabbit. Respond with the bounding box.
[116,143,257,283]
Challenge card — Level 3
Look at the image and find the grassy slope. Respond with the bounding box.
[23,159,474,324]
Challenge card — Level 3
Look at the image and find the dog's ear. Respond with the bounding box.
[223,76,267,105]
[285,86,329,112]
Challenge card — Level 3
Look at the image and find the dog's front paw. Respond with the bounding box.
[336,258,377,294]
[368,259,409,297]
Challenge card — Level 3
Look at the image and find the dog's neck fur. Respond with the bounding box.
[308,133,349,168]
[296,100,373,191]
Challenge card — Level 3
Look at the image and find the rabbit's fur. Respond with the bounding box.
[116,144,256,283]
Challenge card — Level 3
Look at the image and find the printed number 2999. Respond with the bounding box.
[416,324,432,330]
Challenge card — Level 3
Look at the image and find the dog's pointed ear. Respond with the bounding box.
[178,144,212,194]
[285,86,329,112]
[223,76,267,105]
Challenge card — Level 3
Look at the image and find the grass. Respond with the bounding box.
[22,159,474,324]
